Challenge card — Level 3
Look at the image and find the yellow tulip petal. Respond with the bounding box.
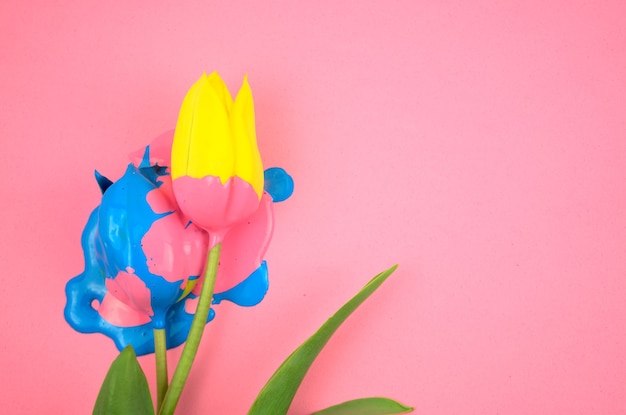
[189,76,234,180]
[206,71,233,115]
[172,73,235,181]
[231,76,264,198]
[171,76,200,180]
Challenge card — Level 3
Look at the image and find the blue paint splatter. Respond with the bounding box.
[264,167,294,202]
[65,140,294,356]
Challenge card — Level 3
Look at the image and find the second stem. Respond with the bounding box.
[154,328,168,413]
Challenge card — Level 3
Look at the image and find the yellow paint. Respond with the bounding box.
[177,279,198,302]
[171,72,264,199]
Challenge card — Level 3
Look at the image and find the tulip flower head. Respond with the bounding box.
[171,72,264,245]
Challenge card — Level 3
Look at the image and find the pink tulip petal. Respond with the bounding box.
[172,175,261,235]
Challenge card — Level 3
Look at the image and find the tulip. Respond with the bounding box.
[64,73,294,414]
[171,72,264,245]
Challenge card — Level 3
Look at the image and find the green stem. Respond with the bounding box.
[154,328,168,414]
[159,242,222,415]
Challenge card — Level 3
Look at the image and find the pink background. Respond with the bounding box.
[1,1,625,413]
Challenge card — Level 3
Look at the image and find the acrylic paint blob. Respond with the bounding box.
[64,135,294,355]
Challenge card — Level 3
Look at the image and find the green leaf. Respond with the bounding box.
[93,345,155,415]
[248,265,399,415]
[311,397,414,415]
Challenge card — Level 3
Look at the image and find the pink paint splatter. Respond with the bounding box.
[146,185,174,215]
[105,267,154,319]
[215,192,274,292]
[130,132,275,297]
[98,292,152,327]
[142,212,208,284]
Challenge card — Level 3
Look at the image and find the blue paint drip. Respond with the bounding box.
[137,145,169,186]
[213,261,269,306]
[94,170,113,194]
[97,165,181,328]
[65,165,192,344]
[264,167,294,202]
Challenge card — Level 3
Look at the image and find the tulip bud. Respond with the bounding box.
[171,72,264,244]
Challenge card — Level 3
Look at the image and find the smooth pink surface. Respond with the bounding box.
[1,1,625,414]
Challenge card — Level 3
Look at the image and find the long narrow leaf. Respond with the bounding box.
[311,397,414,415]
[93,345,154,415]
[248,265,399,415]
